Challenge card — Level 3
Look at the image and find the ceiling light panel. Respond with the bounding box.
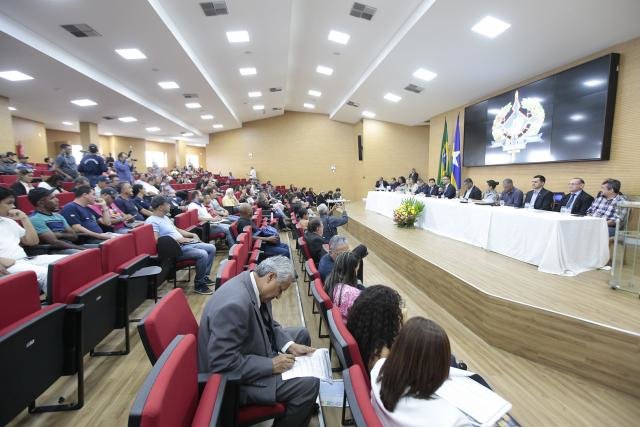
[158,81,179,89]
[362,111,376,118]
[239,67,257,76]
[471,16,511,38]
[226,30,250,43]
[201,114,214,120]
[115,48,147,59]
[213,124,224,129]
[303,103,315,109]
[248,91,262,98]
[328,30,350,45]
[316,65,333,76]
[118,116,138,122]
[384,92,402,102]
[62,121,74,126]
[413,68,437,81]
[146,126,161,132]
[70,98,97,107]
[8,106,17,111]
[308,90,322,97]
[185,102,202,109]
[0,70,34,81]
[252,105,264,110]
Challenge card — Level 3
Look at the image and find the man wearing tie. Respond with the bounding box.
[554,178,594,215]
[198,256,319,426]
[374,177,389,190]
[524,175,553,210]
[440,176,457,199]
[426,178,439,196]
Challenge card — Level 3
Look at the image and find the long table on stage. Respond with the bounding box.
[365,191,609,275]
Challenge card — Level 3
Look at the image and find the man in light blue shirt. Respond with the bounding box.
[114,152,134,184]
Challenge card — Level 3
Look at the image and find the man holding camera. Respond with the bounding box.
[114,151,134,184]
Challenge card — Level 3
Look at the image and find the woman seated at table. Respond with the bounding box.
[395,176,408,193]
[324,251,362,321]
[370,317,471,427]
[482,179,499,203]
[347,285,404,370]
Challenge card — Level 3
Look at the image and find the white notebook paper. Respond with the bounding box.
[281,348,332,383]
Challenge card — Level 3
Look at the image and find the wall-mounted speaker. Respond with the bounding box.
[357,135,363,161]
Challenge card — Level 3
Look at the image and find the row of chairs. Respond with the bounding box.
[17,191,75,215]
[0,225,164,425]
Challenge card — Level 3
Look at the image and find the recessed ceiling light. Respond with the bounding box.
[328,30,350,45]
[384,93,402,102]
[362,111,376,118]
[71,98,97,107]
[146,126,161,132]
[201,114,214,120]
[308,89,322,97]
[158,81,179,89]
[115,48,147,60]
[413,68,437,82]
[252,105,264,111]
[583,79,605,87]
[182,132,194,137]
[248,91,262,98]
[213,124,224,129]
[62,121,74,126]
[570,113,585,121]
[303,103,315,109]
[0,70,34,81]
[226,30,250,43]
[239,67,257,76]
[185,102,202,109]
[104,132,113,136]
[316,65,333,76]
[471,16,511,38]
[118,116,137,123]
[8,106,16,111]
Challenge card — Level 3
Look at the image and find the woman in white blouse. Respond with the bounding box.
[482,179,499,203]
[371,317,471,427]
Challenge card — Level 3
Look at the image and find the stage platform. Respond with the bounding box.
[344,202,640,398]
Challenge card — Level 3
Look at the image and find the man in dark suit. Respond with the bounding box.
[425,178,439,196]
[198,256,319,426]
[461,178,482,200]
[554,178,594,215]
[440,175,457,199]
[304,218,326,266]
[374,177,388,189]
[524,175,553,210]
[9,168,35,196]
[408,168,419,183]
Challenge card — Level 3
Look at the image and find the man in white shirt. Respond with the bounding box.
[134,175,160,196]
[248,166,257,181]
[94,175,110,197]
[187,191,235,247]
[0,187,66,292]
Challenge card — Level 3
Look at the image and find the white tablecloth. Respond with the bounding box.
[365,191,609,275]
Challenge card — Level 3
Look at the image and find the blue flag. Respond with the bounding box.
[451,114,462,190]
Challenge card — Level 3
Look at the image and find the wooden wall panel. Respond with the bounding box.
[12,117,47,162]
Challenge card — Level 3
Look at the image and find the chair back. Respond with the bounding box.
[131,224,158,256]
[216,259,237,288]
[100,234,137,273]
[47,248,103,304]
[0,271,41,331]
[174,212,190,230]
[327,307,369,387]
[229,221,239,239]
[343,365,383,427]
[311,278,333,311]
[56,191,75,208]
[16,195,34,215]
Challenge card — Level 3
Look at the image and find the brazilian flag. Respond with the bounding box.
[437,118,450,185]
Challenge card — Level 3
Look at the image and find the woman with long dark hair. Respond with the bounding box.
[371,317,470,426]
[324,251,360,320]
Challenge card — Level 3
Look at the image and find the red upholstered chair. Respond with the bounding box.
[47,248,128,356]
[298,237,311,268]
[304,259,320,295]
[61,181,75,192]
[128,334,226,427]
[242,225,261,251]
[327,307,368,386]
[137,289,198,365]
[56,191,75,208]
[0,174,17,184]
[174,211,191,230]
[0,272,83,425]
[343,365,383,427]
[229,221,239,240]
[131,224,158,257]
[236,231,260,266]
[136,292,286,426]
[16,195,34,215]
[310,278,332,339]
[215,259,237,289]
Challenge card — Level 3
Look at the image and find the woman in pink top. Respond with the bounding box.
[324,251,362,321]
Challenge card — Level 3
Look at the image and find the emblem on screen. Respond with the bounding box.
[490,91,545,160]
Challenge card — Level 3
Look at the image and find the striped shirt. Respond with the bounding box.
[586,194,625,222]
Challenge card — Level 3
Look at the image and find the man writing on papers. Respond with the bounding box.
[198,256,319,426]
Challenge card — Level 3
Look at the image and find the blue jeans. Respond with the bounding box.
[210,223,235,247]
[178,242,216,287]
[263,242,290,259]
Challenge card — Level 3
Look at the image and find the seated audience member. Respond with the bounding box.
[425,178,440,197]
[115,182,145,221]
[90,187,133,233]
[16,155,32,170]
[131,184,153,218]
[204,191,234,220]
[324,251,361,321]
[188,191,235,248]
[146,196,216,295]
[236,203,290,258]
[347,285,403,370]
[375,177,389,190]
[258,192,288,230]
[60,185,117,243]
[389,177,399,191]
[371,317,469,427]
[134,174,160,196]
[44,156,55,170]
[38,174,66,195]
[198,256,319,426]
[28,188,86,253]
[439,176,456,199]
[352,243,368,283]
[500,178,524,207]
[73,176,91,190]
[461,178,482,200]
[408,178,419,194]
[108,174,120,189]
[93,175,110,197]
[222,187,240,212]
[0,187,66,291]
[482,180,499,203]
[334,187,342,199]
[524,175,553,210]
[318,235,350,282]
[160,175,176,196]
[587,178,626,237]
[297,207,310,231]
[555,178,594,215]
[318,203,348,243]
[414,178,428,195]
[395,176,408,192]
[9,169,35,196]
[304,218,326,266]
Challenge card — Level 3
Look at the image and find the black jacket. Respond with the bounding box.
[10,181,30,196]
[304,231,326,266]
[374,179,389,188]
[554,191,594,215]
[524,188,554,211]
[441,184,457,199]
[463,186,482,200]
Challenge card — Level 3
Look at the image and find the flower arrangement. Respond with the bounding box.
[393,197,425,228]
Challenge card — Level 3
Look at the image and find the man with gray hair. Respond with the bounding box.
[198,256,319,426]
[317,202,348,243]
[500,178,524,207]
[318,235,349,282]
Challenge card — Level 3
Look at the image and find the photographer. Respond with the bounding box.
[114,151,134,184]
